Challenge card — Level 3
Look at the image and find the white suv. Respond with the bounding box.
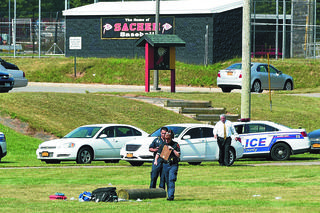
[0,132,7,162]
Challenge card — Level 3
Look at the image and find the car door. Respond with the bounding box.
[111,126,143,158]
[179,127,206,161]
[237,123,277,155]
[269,65,284,89]
[94,126,117,159]
[202,127,219,160]
[254,65,269,89]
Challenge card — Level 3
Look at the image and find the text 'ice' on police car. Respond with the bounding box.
[233,120,310,161]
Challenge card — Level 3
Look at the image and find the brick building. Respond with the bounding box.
[63,0,243,64]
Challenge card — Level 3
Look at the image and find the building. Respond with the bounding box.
[63,0,243,64]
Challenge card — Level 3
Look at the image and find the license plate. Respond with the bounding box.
[41,151,49,157]
[227,71,233,76]
[126,153,133,158]
[5,83,10,87]
[313,144,320,148]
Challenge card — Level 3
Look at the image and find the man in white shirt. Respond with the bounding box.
[213,114,239,166]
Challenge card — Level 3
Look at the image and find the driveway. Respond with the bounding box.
[11,82,221,93]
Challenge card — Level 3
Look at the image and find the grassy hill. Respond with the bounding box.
[5,57,320,89]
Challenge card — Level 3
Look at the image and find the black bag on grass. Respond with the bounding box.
[91,187,118,202]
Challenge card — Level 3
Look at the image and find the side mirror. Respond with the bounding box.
[99,134,108,138]
[278,71,282,75]
[183,135,191,140]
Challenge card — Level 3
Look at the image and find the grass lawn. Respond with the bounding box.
[1,164,320,212]
[0,81,320,211]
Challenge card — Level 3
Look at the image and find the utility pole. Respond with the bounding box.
[241,0,251,119]
[153,0,160,90]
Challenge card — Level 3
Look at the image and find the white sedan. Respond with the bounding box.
[120,123,244,166]
[0,58,28,88]
[36,124,149,164]
[233,120,311,161]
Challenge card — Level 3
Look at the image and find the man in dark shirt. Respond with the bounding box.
[155,130,180,201]
[149,126,168,189]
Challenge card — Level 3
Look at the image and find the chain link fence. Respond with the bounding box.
[0,18,65,56]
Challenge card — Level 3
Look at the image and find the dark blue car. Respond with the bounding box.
[0,71,14,93]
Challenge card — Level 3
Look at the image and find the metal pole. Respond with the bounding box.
[253,0,256,58]
[241,0,251,119]
[13,0,16,57]
[153,0,160,90]
[39,0,41,58]
[8,0,11,45]
[290,0,293,58]
[275,0,279,60]
[314,0,316,59]
[282,0,286,60]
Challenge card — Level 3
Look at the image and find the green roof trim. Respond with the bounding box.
[136,34,186,47]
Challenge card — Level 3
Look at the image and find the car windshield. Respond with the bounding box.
[64,126,102,138]
[150,126,186,138]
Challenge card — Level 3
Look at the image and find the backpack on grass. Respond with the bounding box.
[79,191,92,201]
[91,187,118,202]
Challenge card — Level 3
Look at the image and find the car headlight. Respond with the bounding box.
[8,73,13,78]
[61,143,76,149]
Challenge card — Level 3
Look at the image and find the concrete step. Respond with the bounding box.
[195,114,240,122]
[164,100,211,108]
[179,107,225,114]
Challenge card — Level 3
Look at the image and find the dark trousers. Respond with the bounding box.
[217,136,231,166]
[150,158,165,189]
[163,163,178,200]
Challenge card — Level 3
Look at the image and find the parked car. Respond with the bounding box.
[0,71,14,93]
[217,62,294,93]
[0,131,7,162]
[0,58,28,88]
[120,123,244,166]
[308,129,320,153]
[233,120,310,160]
[36,124,149,164]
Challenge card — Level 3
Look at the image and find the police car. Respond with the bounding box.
[0,131,7,162]
[120,123,244,166]
[233,120,311,161]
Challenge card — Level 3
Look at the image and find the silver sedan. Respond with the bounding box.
[217,62,294,93]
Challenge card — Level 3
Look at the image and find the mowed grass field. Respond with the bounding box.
[0,91,320,212]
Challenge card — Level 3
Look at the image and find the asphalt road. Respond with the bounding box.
[11,82,221,93]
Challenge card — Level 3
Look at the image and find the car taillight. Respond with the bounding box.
[239,73,242,78]
[301,131,307,137]
[217,72,221,78]
[236,137,241,143]
[23,72,26,78]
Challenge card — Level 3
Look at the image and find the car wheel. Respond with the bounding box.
[188,162,202,165]
[225,148,236,166]
[251,80,262,93]
[270,143,291,161]
[44,160,61,164]
[128,161,144,166]
[283,80,293,90]
[76,147,93,164]
[221,88,232,93]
